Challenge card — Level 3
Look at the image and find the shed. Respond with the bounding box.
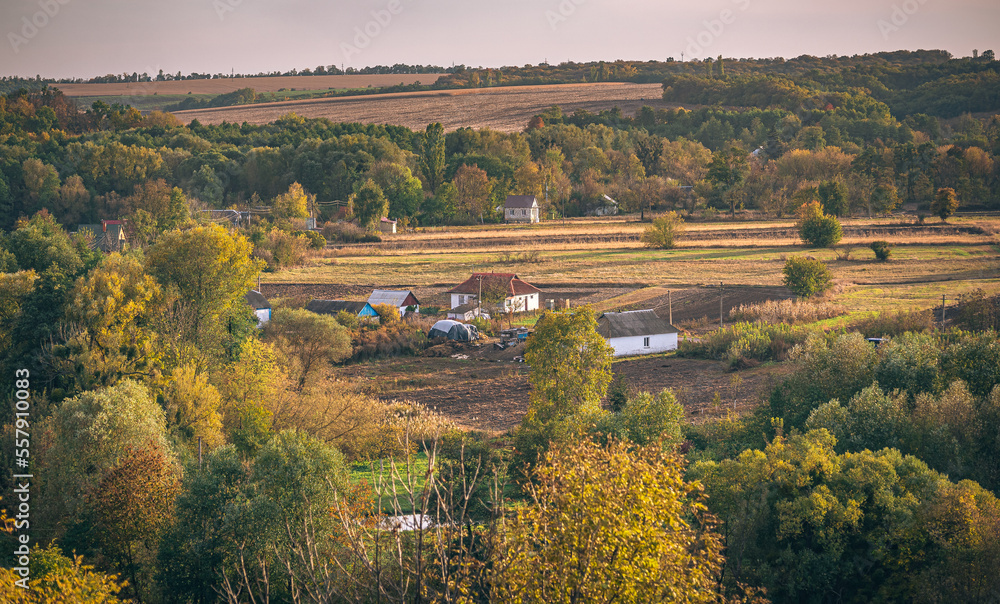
[446,273,541,313]
[446,303,489,321]
[77,220,128,252]
[244,290,272,326]
[597,310,679,357]
[428,320,479,342]
[379,217,397,234]
[504,195,540,223]
[306,299,379,319]
[367,289,421,317]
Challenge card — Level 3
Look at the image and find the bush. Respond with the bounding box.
[729,298,845,325]
[870,240,893,261]
[321,221,381,244]
[300,230,327,249]
[678,321,810,366]
[850,309,934,338]
[797,201,842,248]
[782,256,833,298]
[351,321,428,362]
[641,212,685,249]
[252,228,308,271]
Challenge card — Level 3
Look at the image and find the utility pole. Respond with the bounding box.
[941,294,946,325]
[198,437,203,471]
[668,289,673,325]
[719,282,724,327]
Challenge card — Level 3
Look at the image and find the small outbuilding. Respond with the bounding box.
[379,217,397,234]
[446,303,489,322]
[77,220,128,252]
[306,299,379,319]
[428,320,479,342]
[597,309,679,357]
[504,195,541,223]
[367,289,421,317]
[244,290,272,326]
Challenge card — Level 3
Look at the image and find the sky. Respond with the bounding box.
[1,0,999,79]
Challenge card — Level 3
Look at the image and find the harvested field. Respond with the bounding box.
[341,351,789,433]
[53,74,443,97]
[171,82,675,131]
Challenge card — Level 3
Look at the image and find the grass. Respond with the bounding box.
[351,452,430,514]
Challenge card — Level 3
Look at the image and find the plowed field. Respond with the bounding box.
[170,82,673,131]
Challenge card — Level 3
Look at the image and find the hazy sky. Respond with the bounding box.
[2,0,999,79]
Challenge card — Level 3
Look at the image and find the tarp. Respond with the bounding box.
[429,320,479,342]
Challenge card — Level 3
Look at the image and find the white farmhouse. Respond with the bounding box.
[244,290,272,326]
[597,310,678,357]
[446,273,541,313]
[504,195,541,223]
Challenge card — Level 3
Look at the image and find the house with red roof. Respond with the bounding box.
[446,273,541,313]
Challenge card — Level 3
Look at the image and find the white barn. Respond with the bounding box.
[597,310,678,357]
[244,290,272,327]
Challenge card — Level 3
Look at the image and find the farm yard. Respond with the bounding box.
[170,82,674,130]
[264,214,1000,433]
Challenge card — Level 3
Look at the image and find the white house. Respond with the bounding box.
[597,310,678,357]
[504,195,541,223]
[446,273,541,313]
[367,289,421,317]
[244,290,272,326]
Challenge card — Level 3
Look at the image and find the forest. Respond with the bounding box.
[1,48,1000,602]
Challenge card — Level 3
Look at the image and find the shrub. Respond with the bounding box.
[782,256,833,298]
[729,298,845,325]
[931,187,960,221]
[870,240,893,261]
[678,321,810,366]
[253,228,308,271]
[796,201,842,247]
[351,321,428,362]
[851,309,934,338]
[641,212,685,249]
[300,230,327,249]
[321,221,381,243]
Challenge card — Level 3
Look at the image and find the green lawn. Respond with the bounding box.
[351,452,431,514]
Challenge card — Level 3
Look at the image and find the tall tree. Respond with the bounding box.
[931,187,960,221]
[453,164,492,223]
[349,178,389,232]
[419,122,447,193]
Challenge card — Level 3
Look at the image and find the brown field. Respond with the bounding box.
[170,82,674,131]
[53,74,444,97]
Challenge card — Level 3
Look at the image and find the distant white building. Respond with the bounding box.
[597,309,678,357]
[504,195,541,223]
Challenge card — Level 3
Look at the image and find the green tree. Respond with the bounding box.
[496,439,725,603]
[419,122,447,193]
[263,307,352,390]
[595,388,685,447]
[641,211,685,249]
[796,201,842,247]
[817,178,848,216]
[367,161,424,219]
[453,163,493,223]
[783,256,833,297]
[349,179,389,232]
[163,363,225,449]
[931,187,960,221]
[706,148,749,215]
[0,544,126,602]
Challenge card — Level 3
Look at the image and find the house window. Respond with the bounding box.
[459,295,465,304]
[643,337,651,348]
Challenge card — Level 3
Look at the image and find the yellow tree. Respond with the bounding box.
[271,181,312,221]
[496,439,725,603]
[453,163,492,223]
[145,224,263,350]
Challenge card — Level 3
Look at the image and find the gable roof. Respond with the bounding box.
[505,195,538,209]
[446,273,541,297]
[368,289,420,308]
[306,300,372,316]
[245,290,270,310]
[597,310,678,339]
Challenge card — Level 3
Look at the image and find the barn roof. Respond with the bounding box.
[244,290,271,310]
[446,273,541,297]
[306,300,371,316]
[504,195,538,209]
[368,289,420,308]
[597,310,678,339]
